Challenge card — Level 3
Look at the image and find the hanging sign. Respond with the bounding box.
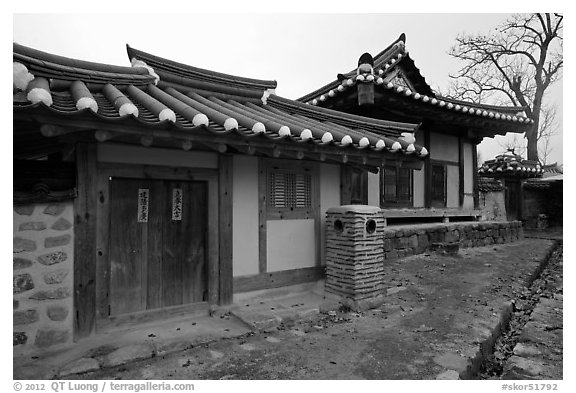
[137,188,149,223]
[172,188,183,221]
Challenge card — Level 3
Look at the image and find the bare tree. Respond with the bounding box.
[496,104,559,164]
[448,13,563,162]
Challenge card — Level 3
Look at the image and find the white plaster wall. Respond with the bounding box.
[367,171,380,207]
[13,202,74,355]
[430,132,459,162]
[266,219,316,272]
[413,168,425,207]
[232,155,259,276]
[98,144,218,168]
[463,143,474,193]
[463,142,475,209]
[447,165,460,208]
[320,163,340,266]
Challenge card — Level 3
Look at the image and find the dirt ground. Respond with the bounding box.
[65,238,559,380]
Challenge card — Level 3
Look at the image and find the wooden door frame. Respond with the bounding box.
[94,163,219,332]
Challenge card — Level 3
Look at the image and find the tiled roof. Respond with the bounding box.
[542,162,563,175]
[13,43,428,164]
[478,151,543,179]
[297,34,533,130]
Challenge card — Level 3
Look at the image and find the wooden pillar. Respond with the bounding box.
[258,158,267,274]
[218,154,233,305]
[74,143,97,339]
[472,142,479,209]
[424,129,431,208]
[458,137,465,207]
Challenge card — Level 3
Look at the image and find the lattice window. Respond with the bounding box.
[268,170,312,209]
[431,164,446,206]
[381,166,412,206]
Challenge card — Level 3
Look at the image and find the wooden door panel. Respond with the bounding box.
[162,181,208,306]
[109,178,147,316]
[182,181,208,304]
[146,180,164,310]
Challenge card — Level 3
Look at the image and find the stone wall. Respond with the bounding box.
[13,202,74,355]
[382,221,523,261]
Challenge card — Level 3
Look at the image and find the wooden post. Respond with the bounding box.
[258,158,267,273]
[458,137,464,207]
[74,143,97,339]
[424,129,431,208]
[218,154,234,305]
[472,142,479,209]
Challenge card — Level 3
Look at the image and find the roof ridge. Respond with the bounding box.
[437,94,528,113]
[14,42,148,76]
[126,45,277,91]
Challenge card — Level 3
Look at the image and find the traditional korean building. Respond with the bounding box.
[13,34,531,354]
[299,34,533,218]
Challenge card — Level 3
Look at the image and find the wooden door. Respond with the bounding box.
[109,178,207,316]
[505,180,521,221]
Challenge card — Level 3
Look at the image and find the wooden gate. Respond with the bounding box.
[108,178,208,316]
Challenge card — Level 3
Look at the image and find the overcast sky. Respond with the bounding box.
[12,8,564,165]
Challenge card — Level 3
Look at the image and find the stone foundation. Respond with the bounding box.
[13,202,74,355]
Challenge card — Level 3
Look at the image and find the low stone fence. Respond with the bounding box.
[382,221,523,260]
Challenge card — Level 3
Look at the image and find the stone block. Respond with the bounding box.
[14,309,39,325]
[59,357,100,377]
[51,217,72,231]
[44,269,69,284]
[417,234,429,248]
[19,221,47,231]
[14,257,33,270]
[14,273,34,294]
[29,287,71,300]
[14,237,37,253]
[14,299,19,309]
[47,305,69,321]
[43,204,65,216]
[445,230,460,243]
[14,205,35,216]
[45,234,71,248]
[35,329,70,348]
[13,332,28,346]
[38,251,68,266]
[100,343,155,368]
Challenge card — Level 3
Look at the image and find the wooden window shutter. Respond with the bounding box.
[268,170,312,209]
[398,168,411,202]
[383,167,397,202]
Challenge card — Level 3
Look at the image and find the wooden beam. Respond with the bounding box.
[218,154,233,305]
[140,135,154,147]
[233,266,325,293]
[74,142,97,339]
